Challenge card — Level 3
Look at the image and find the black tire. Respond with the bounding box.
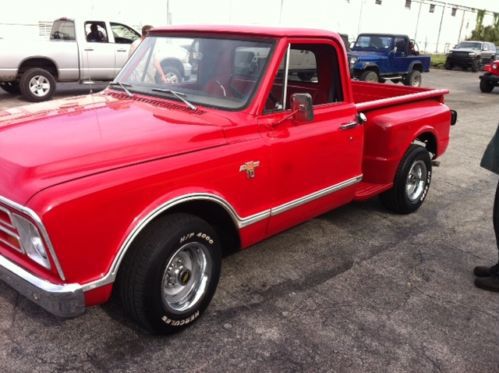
[480,77,494,93]
[403,70,422,87]
[360,70,379,83]
[444,61,453,70]
[380,145,432,214]
[471,59,481,73]
[118,213,222,334]
[0,82,20,95]
[19,68,56,102]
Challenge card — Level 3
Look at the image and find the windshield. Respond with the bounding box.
[353,35,393,51]
[454,42,481,50]
[115,36,274,110]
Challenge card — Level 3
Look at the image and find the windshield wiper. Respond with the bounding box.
[152,88,197,111]
[109,81,133,97]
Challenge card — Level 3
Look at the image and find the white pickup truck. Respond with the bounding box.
[0,18,190,102]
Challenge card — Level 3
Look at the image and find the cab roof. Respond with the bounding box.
[150,25,342,40]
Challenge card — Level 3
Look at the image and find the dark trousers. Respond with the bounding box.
[494,180,499,259]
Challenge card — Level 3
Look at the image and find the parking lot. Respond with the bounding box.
[0,69,498,373]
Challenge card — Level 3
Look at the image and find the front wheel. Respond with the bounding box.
[403,70,422,87]
[471,60,481,73]
[19,68,56,102]
[480,77,494,93]
[444,61,453,70]
[380,145,432,214]
[360,70,379,83]
[118,213,222,334]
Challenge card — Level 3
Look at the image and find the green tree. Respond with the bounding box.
[470,10,499,42]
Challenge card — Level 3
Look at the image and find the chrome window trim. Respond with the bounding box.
[0,196,66,281]
[82,175,362,292]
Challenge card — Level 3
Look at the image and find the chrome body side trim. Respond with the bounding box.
[82,193,263,292]
[271,175,362,216]
[0,196,66,281]
[82,176,362,292]
[0,254,84,317]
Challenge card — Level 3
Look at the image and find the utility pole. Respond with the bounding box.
[166,0,172,25]
[357,0,365,35]
[457,8,466,43]
[414,0,423,42]
[435,2,446,53]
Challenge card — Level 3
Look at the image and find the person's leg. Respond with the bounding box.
[474,179,499,291]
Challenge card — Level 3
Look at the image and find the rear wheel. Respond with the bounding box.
[380,145,432,214]
[118,213,222,334]
[360,70,379,83]
[0,82,20,95]
[480,77,495,93]
[471,59,481,72]
[403,70,422,87]
[19,68,56,102]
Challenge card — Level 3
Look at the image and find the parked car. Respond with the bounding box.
[0,18,191,102]
[479,59,499,93]
[0,26,455,334]
[445,41,496,72]
[349,33,430,87]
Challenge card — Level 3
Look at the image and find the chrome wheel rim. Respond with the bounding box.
[411,74,421,87]
[164,72,179,84]
[161,242,212,314]
[406,160,427,202]
[29,75,51,97]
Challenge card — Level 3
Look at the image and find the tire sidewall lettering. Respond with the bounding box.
[179,231,215,245]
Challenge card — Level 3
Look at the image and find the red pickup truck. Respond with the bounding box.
[0,26,455,334]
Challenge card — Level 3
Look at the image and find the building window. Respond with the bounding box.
[429,4,435,13]
[375,0,382,5]
[451,7,457,16]
[405,0,411,9]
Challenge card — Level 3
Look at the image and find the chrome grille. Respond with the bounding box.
[0,206,22,253]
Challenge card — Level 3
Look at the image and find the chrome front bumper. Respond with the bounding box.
[0,254,85,317]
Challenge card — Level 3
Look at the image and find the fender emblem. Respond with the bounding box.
[239,161,260,179]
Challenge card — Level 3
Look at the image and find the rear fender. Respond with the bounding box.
[362,101,451,185]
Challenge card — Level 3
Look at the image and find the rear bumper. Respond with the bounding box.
[0,254,85,317]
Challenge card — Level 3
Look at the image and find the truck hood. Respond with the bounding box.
[0,92,229,203]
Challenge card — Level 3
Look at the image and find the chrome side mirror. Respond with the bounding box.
[290,93,314,122]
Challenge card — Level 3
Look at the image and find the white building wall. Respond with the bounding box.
[0,0,497,53]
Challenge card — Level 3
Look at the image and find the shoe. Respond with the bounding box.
[475,275,499,292]
[473,263,499,277]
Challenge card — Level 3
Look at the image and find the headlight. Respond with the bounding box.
[11,214,51,269]
[349,57,358,65]
[469,52,476,56]
[493,64,497,69]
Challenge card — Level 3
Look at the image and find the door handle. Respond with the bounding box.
[84,48,94,52]
[117,49,127,52]
[339,121,359,130]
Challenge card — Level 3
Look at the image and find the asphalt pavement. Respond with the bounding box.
[0,71,498,373]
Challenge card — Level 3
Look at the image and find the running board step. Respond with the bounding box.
[354,182,392,201]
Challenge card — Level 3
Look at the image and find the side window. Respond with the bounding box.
[50,20,75,41]
[85,21,108,43]
[110,23,140,44]
[264,43,343,113]
[394,37,407,55]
